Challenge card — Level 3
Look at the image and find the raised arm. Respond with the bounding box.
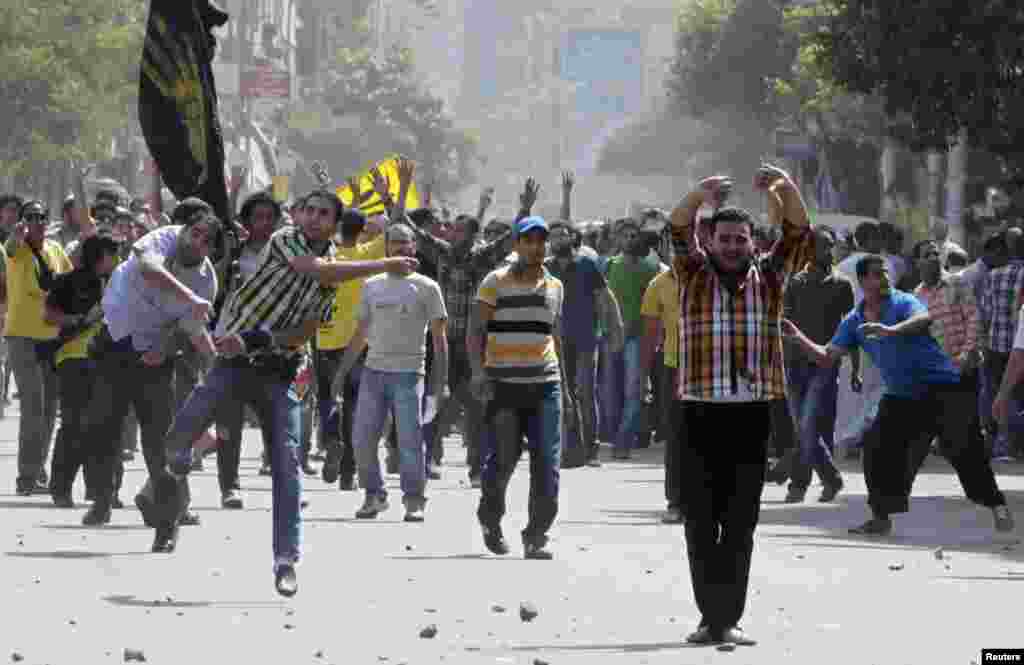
[668,176,732,274]
[755,164,812,275]
[782,319,850,368]
[515,178,540,224]
[560,171,574,222]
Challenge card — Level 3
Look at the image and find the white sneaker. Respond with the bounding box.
[993,505,1015,533]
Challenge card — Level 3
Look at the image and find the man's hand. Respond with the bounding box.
[396,156,416,188]
[479,186,495,213]
[369,167,391,199]
[189,296,212,323]
[140,349,166,367]
[851,373,863,393]
[754,164,793,192]
[562,171,575,192]
[520,177,540,211]
[697,175,732,209]
[214,334,246,357]
[780,318,800,340]
[858,322,894,339]
[385,256,419,273]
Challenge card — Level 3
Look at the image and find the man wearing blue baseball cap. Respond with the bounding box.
[469,213,573,559]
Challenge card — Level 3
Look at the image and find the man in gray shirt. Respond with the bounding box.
[332,224,449,522]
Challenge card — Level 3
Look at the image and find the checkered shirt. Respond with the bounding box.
[978,261,1024,353]
[914,272,979,369]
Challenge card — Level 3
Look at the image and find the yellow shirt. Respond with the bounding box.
[316,235,386,350]
[3,239,73,340]
[640,268,680,368]
[56,322,102,367]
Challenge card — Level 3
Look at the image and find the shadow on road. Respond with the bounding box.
[102,594,286,609]
[5,550,150,559]
[497,640,706,654]
[0,499,66,509]
[386,553,498,561]
[39,523,149,531]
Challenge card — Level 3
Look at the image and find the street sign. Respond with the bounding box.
[240,64,290,99]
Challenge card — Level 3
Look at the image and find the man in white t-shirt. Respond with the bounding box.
[331,224,449,522]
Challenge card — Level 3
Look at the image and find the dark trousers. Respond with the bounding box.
[433,342,482,476]
[215,396,245,494]
[317,347,360,481]
[768,398,796,457]
[478,381,562,543]
[984,350,1024,453]
[679,401,770,632]
[864,375,1005,518]
[49,358,97,499]
[86,339,175,508]
[663,366,683,509]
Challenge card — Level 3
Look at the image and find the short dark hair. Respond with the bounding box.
[19,199,49,220]
[303,189,344,223]
[812,224,837,243]
[853,221,879,249]
[239,191,281,224]
[172,197,214,225]
[855,253,887,280]
[946,248,969,268]
[80,232,121,272]
[912,239,939,261]
[62,195,76,215]
[549,220,582,246]
[94,189,122,207]
[339,208,367,240]
[0,194,24,211]
[407,207,439,228]
[454,214,480,237]
[709,207,755,235]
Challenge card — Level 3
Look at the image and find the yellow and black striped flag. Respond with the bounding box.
[138,0,231,224]
[337,157,421,216]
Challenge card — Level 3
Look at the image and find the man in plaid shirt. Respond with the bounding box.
[978,230,1024,459]
[670,166,812,647]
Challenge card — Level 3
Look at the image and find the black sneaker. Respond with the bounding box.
[848,517,892,536]
[51,494,74,509]
[321,447,340,483]
[275,564,298,597]
[82,502,112,526]
[523,534,553,560]
[16,477,47,496]
[135,493,156,528]
[481,522,510,555]
[178,511,201,527]
[151,522,179,553]
[338,476,357,492]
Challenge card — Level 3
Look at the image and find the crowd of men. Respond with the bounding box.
[0,158,1019,644]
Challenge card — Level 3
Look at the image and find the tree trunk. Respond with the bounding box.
[880,135,899,221]
[926,149,944,219]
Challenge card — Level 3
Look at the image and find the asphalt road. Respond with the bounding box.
[0,401,1022,665]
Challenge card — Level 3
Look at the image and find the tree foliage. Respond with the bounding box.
[288,39,478,199]
[814,0,1024,187]
[0,0,145,177]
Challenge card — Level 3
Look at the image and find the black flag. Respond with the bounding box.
[139,0,231,225]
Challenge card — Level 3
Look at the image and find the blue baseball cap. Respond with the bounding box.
[515,215,548,238]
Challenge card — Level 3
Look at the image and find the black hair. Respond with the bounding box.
[407,207,439,228]
[19,199,49,220]
[983,232,1007,253]
[0,194,24,211]
[911,239,939,261]
[339,208,367,241]
[62,196,76,215]
[239,191,281,225]
[303,189,344,223]
[811,224,837,243]
[80,232,120,273]
[549,220,582,247]
[172,197,214,225]
[855,253,887,280]
[946,248,969,268]
[853,221,880,250]
[454,214,480,238]
[709,207,755,235]
[94,189,122,206]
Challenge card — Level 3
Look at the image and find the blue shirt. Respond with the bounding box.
[545,252,606,352]
[830,289,959,397]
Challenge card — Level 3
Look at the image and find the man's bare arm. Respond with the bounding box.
[783,319,849,368]
[640,316,662,379]
[596,286,624,351]
[430,318,449,398]
[136,250,207,307]
[467,301,494,380]
[289,256,414,287]
[331,320,370,395]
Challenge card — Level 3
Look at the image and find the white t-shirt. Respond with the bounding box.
[359,272,447,374]
[1013,306,1024,351]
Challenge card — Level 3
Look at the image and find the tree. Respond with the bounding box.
[814,0,1024,189]
[0,0,145,179]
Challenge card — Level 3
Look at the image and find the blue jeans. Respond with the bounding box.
[597,338,618,442]
[786,361,842,491]
[478,381,562,543]
[614,336,644,451]
[165,359,303,568]
[352,368,426,502]
[561,340,599,459]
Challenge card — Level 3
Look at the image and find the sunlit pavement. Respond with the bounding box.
[0,403,1021,665]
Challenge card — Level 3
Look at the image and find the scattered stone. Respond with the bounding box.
[211,569,222,577]
[668,617,677,623]
[933,547,944,560]
[33,578,40,585]
[377,657,389,662]
[644,569,653,574]
[717,644,736,652]
[164,594,174,603]
[533,659,550,665]
[176,612,184,617]
[577,546,587,552]
[314,650,324,659]
[11,652,24,662]
[795,554,805,560]
[68,619,77,626]
[285,609,295,617]
[519,602,539,622]
[424,608,437,614]
[1003,544,1015,552]
[284,624,295,630]
[419,624,438,639]
[405,545,414,551]
[944,564,951,571]
[123,648,147,662]
[225,536,232,541]
[491,604,507,613]
[888,562,904,571]
[16,540,23,547]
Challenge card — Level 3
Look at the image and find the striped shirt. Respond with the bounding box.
[215,225,337,353]
[476,265,563,384]
[978,261,1024,353]
[671,219,813,401]
[914,272,979,369]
